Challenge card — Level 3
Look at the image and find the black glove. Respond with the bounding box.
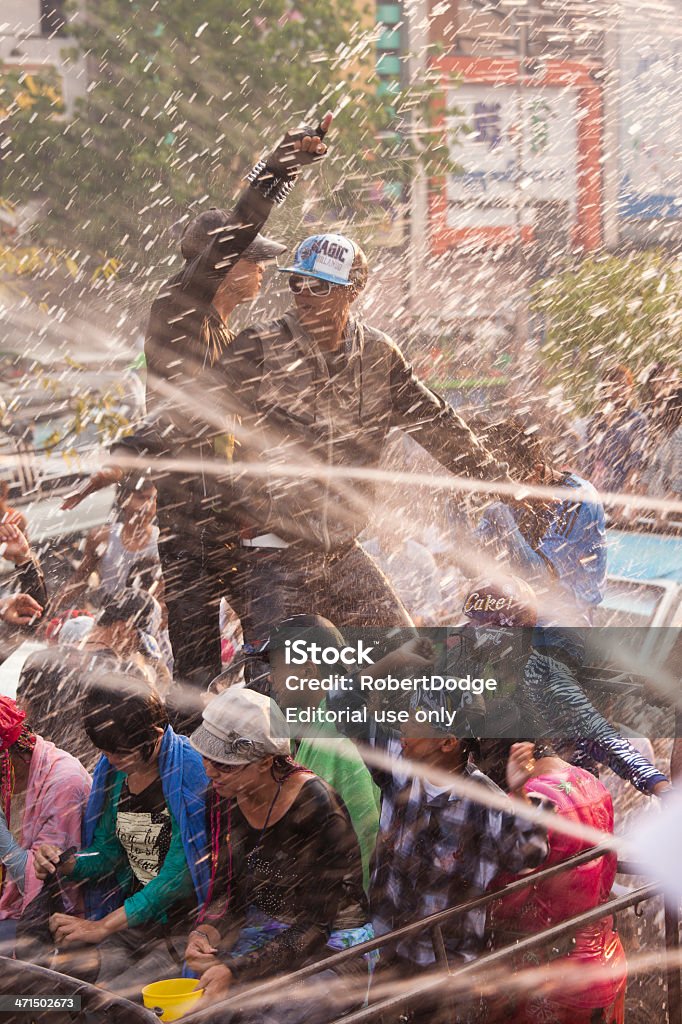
[264,120,329,179]
[247,118,329,204]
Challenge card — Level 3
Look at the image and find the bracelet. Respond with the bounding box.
[191,928,212,941]
[246,160,296,206]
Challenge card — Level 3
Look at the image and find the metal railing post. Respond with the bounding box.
[430,926,449,969]
[665,899,682,1024]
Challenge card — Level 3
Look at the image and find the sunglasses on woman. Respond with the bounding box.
[288,275,334,297]
[204,757,250,775]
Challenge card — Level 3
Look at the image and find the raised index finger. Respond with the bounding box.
[317,111,333,136]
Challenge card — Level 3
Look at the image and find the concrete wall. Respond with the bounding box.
[1,0,43,36]
[0,1,85,113]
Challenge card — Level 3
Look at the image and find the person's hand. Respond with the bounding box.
[265,112,333,178]
[185,927,220,973]
[652,780,673,799]
[50,914,106,947]
[1,509,25,528]
[506,741,536,794]
[34,844,74,879]
[386,637,433,675]
[199,964,233,1004]
[60,486,89,512]
[0,523,31,564]
[0,593,43,625]
[396,637,434,671]
[366,636,433,680]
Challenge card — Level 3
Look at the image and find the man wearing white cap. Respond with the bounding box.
[207,231,510,640]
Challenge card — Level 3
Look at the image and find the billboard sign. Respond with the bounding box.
[618,29,682,222]
[445,83,578,231]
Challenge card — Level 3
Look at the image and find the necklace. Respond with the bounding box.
[244,782,283,868]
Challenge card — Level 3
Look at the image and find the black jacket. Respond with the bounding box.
[199,311,508,548]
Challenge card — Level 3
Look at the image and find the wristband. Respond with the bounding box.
[246,160,296,206]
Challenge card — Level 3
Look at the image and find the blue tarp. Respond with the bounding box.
[607,530,682,584]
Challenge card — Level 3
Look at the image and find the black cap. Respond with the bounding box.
[263,614,345,655]
[179,208,286,262]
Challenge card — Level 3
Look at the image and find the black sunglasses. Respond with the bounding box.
[204,758,249,775]
[288,274,334,297]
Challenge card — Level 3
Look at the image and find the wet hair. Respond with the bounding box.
[348,246,369,296]
[114,475,156,521]
[270,754,312,784]
[97,588,156,635]
[82,672,168,762]
[480,417,550,479]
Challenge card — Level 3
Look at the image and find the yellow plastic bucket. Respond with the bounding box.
[141,978,203,1021]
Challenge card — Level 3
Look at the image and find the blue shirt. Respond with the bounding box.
[474,473,606,622]
[583,409,648,492]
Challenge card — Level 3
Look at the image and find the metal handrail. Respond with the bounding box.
[333,881,661,1024]
[0,955,159,1023]
[182,843,614,1022]
[0,851,672,1023]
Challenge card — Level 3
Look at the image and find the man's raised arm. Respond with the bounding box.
[180,113,333,303]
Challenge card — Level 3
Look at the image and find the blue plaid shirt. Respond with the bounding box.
[329,683,551,966]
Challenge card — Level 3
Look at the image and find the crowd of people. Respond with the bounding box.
[0,113,677,1024]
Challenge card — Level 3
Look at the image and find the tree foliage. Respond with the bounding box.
[0,0,418,267]
[532,250,682,412]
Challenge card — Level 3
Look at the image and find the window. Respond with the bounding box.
[40,0,66,37]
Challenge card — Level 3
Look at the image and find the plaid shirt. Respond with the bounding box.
[328,670,553,968]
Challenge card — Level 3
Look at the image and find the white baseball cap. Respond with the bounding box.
[278,233,357,286]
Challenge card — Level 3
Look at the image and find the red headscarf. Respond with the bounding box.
[0,697,26,752]
[0,698,36,895]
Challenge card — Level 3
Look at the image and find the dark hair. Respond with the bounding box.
[126,557,162,592]
[271,755,311,784]
[480,417,549,479]
[98,588,156,635]
[114,475,156,521]
[82,672,168,762]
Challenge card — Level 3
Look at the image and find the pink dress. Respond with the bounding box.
[489,765,626,1024]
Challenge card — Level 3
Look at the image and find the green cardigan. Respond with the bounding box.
[71,771,195,928]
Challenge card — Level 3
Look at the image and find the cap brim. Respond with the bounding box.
[276,266,352,287]
[242,234,287,262]
[189,724,254,765]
